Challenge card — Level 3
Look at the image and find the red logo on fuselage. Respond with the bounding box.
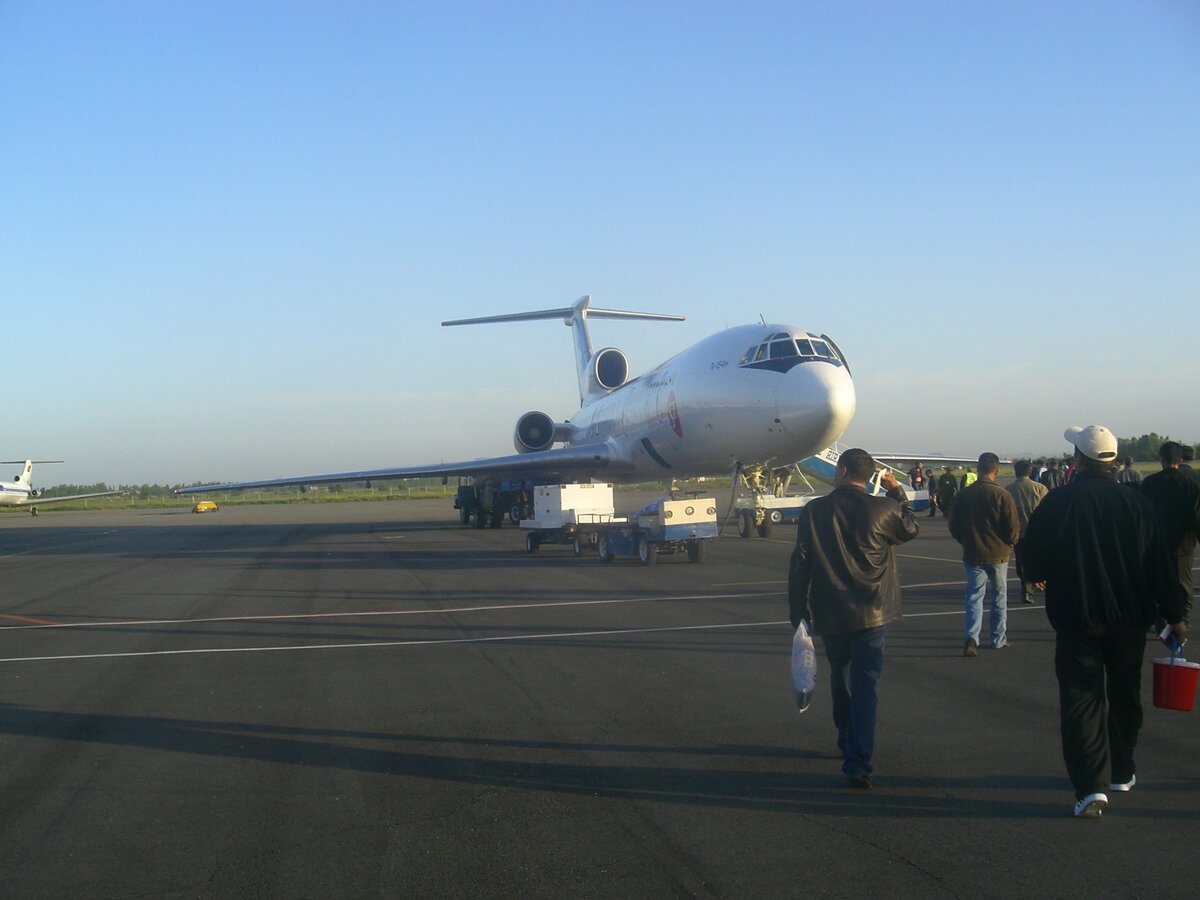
[667,391,683,437]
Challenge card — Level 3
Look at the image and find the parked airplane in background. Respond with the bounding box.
[178,295,858,525]
[0,460,124,515]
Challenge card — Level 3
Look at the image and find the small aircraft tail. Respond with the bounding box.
[443,296,684,406]
[796,445,932,511]
[1,459,63,490]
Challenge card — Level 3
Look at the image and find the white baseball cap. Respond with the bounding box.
[1065,425,1118,462]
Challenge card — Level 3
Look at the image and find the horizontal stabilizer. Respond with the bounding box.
[442,297,684,328]
[443,296,684,406]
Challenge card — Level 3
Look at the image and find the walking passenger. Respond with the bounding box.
[788,449,919,789]
[1139,441,1200,627]
[1023,425,1186,818]
[1116,457,1142,486]
[936,467,959,518]
[1006,459,1048,604]
[949,452,1020,654]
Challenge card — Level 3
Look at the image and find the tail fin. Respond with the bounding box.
[1,459,63,488]
[443,296,684,405]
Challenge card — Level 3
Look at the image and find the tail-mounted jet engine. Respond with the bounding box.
[514,411,571,453]
[587,347,629,395]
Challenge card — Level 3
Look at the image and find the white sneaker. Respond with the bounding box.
[1074,792,1108,818]
[1109,774,1136,792]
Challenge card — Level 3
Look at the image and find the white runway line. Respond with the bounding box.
[0,601,1052,665]
[0,619,785,664]
[0,591,779,632]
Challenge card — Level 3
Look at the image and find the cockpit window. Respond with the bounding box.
[769,339,798,359]
[738,330,845,372]
[809,339,835,359]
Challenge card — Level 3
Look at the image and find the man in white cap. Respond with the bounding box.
[1023,425,1187,819]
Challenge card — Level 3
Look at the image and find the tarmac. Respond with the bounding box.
[1,495,1196,898]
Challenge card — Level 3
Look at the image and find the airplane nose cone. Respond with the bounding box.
[777,360,856,456]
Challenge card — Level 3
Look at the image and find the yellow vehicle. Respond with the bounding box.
[192,500,219,513]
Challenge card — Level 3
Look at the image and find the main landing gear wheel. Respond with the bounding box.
[459,506,470,525]
[756,519,772,538]
[597,531,614,563]
[638,535,658,566]
[572,536,583,557]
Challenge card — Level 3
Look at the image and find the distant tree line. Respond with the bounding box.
[1115,433,1195,462]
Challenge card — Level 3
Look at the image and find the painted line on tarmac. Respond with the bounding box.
[0,576,1043,633]
[0,605,1052,665]
[906,605,1043,618]
[0,591,780,632]
[0,614,59,625]
[0,618,787,664]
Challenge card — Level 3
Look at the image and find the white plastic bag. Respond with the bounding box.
[791,621,817,713]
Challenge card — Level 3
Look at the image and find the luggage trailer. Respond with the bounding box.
[519,484,718,565]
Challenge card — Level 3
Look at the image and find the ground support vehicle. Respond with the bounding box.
[588,497,719,565]
[454,475,552,529]
[519,483,619,554]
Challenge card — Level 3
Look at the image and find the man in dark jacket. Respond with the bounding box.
[1039,461,1064,490]
[936,467,959,517]
[1023,425,1187,819]
[788,448,919,788]
[950,452,1021,655]
[1007,459,1048,604]
[1139,441,1200,626]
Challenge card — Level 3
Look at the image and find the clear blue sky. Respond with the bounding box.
[3,2,1197,486]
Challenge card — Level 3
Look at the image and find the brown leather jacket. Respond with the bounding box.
[788,484,920,636]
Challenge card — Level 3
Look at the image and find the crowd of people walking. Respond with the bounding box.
[789,427,1198,818]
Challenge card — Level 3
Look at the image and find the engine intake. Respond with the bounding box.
[591,347,629,392]
[514,411,560,453]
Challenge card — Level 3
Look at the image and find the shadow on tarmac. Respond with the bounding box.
[0,521,695,571]
[4,703,1196,820]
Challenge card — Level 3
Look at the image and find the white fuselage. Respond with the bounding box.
[0,483,34,506]
[565,323,855,480]
[0,461,36,506]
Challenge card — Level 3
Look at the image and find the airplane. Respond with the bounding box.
[0,460,125,515]
[177,295,858,525]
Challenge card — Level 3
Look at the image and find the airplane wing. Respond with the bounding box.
[872,453,984,465]
[20,489,126,505]
[175,442,619,495]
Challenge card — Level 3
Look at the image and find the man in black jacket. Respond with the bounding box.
[1023,425,1187,819]
[935,466,959,517]
[1139,441,1200,627]
[788,448,920,788]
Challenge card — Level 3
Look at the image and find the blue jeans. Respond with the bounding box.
[964,561,1008,647]
[821,626,887,777]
